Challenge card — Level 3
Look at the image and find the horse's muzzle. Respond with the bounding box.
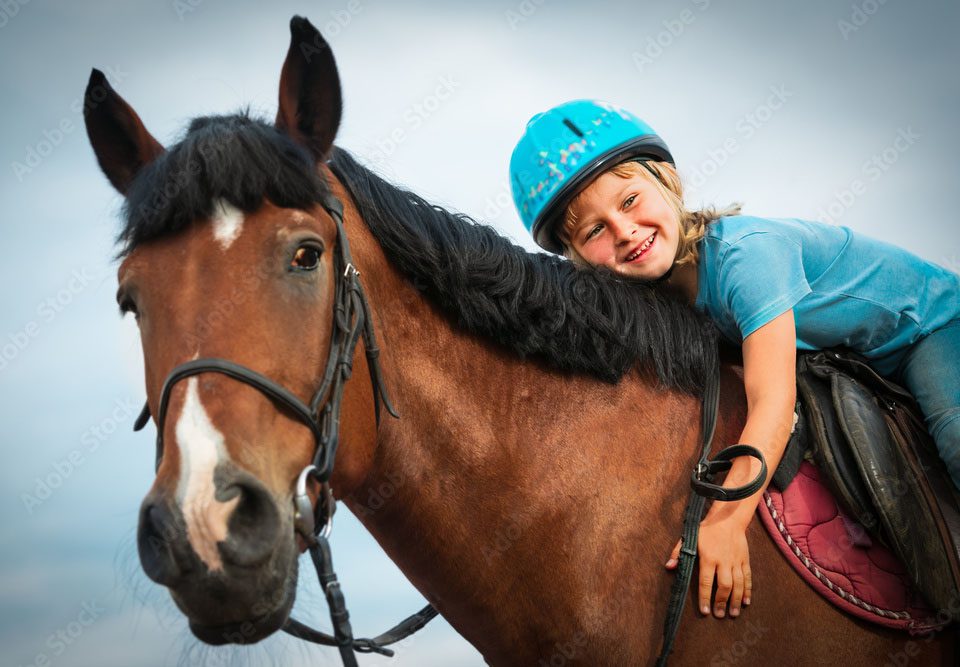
[136,467,300,643]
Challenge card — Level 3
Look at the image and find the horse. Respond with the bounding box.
[84,15,955,666]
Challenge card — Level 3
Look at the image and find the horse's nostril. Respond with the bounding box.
[219,474,281,568]
[137,499,185,585]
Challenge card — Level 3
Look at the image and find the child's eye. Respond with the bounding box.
[623,194,637,209]
[586,224,603,239]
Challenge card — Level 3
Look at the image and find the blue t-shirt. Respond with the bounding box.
[694,215,960,377]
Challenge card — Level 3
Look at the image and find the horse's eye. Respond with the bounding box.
[118,297,139,319]
[291,244,322,271]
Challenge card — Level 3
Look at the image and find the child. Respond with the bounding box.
[509,99,960,621]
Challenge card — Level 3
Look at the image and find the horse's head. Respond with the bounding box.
[85,17,380,644]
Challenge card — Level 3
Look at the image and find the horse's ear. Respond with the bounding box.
[275,15,342,161]
[83,69,164,195]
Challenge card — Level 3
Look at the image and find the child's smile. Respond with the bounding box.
[567,169,679,281]
[623,230,658,263]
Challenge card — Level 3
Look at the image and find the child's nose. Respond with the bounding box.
[612,220,638,244]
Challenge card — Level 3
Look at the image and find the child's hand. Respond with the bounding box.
[665,513,752,618]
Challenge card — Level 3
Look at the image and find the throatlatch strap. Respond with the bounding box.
[655,359,767,666]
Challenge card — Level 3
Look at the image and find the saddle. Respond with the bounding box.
[776,348,960,619]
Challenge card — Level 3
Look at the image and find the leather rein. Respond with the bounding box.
[128,191,766,665]
[655,358,767,664]
[131,192,436,664]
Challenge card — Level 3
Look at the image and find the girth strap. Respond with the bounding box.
[655,358,767,666]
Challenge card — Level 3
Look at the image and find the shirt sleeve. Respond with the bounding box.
[716,231,812,340]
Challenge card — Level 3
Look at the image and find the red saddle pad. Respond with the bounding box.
[758,461,948,634]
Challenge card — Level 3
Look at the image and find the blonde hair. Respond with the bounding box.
[558,160,741,267]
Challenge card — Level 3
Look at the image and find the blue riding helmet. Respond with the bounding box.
[510,99,674,254]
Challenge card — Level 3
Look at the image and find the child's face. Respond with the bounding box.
[566,170,679,281]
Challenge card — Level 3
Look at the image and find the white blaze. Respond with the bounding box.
[211,199,244,250]
[174,376,239,571]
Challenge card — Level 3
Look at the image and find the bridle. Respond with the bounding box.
[131,191,437,664]
[128,190,767,665]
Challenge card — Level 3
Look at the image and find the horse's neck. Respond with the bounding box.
[336,213,726,658]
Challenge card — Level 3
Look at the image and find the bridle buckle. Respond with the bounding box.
[294,464,335,541]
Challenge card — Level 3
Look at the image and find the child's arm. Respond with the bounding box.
[665,308,797,618]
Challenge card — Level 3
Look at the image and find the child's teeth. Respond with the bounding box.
[628,233,656,260]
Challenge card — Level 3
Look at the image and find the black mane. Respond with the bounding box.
[118,111,328,257]
[116,112,717,395]
[329,147,718,395]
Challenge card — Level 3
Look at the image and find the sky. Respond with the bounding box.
[0,1,958,666]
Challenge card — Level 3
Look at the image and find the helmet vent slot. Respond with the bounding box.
[562,118,584,137]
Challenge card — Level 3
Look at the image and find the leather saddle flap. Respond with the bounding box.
[796,356,875,526]
[807,352,960,616]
